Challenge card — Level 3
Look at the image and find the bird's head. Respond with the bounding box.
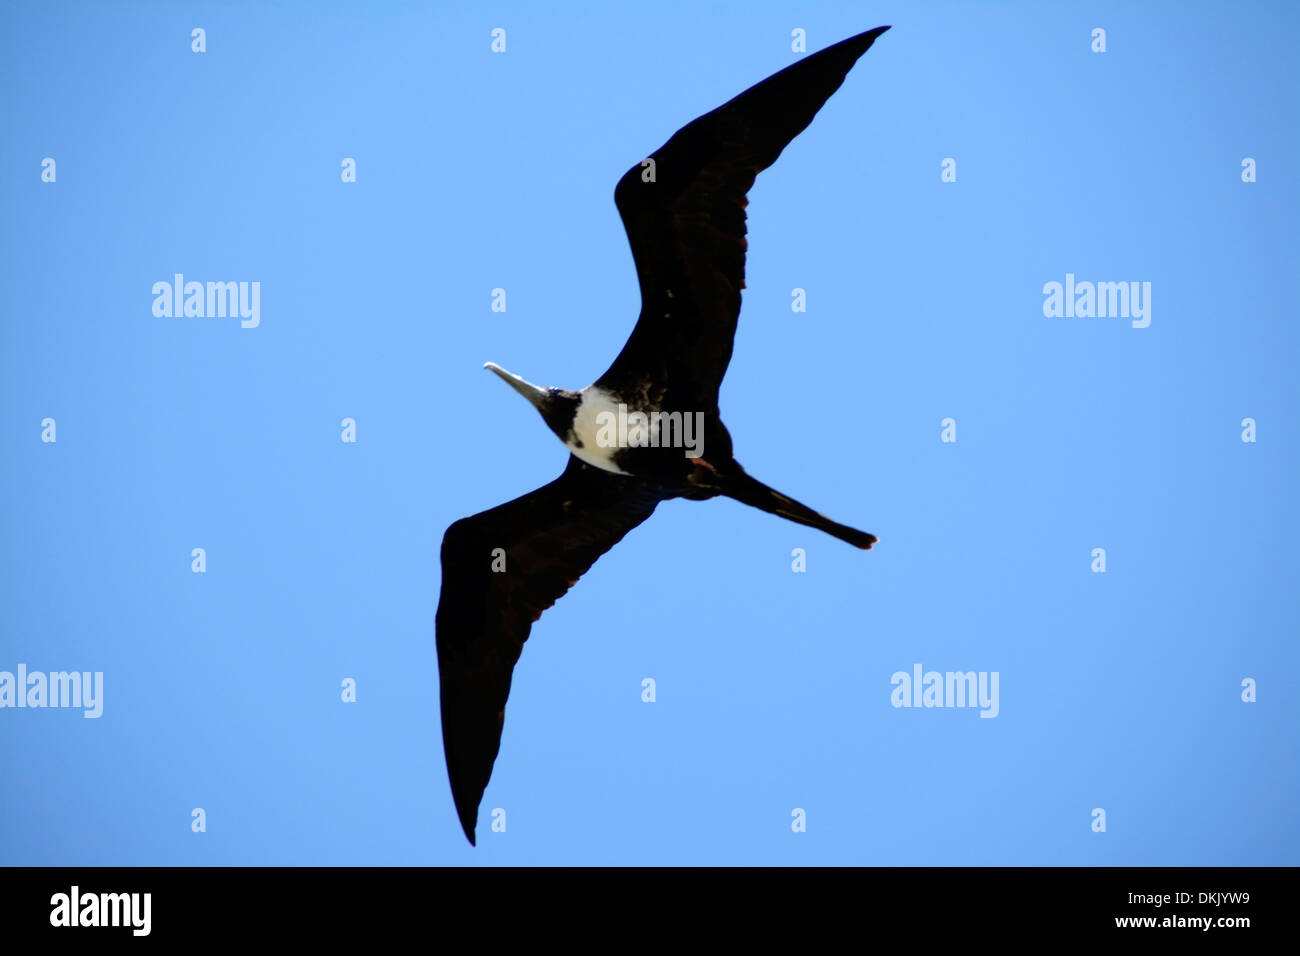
[484,363,581,440]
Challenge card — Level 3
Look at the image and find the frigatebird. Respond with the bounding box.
[436,25,890,844]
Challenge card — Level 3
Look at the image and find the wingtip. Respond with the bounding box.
[829,25,889,60]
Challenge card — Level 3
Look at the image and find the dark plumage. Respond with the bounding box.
[437,25,890,844]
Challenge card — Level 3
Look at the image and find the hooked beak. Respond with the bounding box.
[484,362,549,411]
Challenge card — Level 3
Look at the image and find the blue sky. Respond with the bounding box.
[1,1,1296,865]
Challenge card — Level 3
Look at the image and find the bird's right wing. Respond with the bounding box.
[435,455,665,844]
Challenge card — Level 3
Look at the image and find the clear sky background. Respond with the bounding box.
[2,1,1296,866]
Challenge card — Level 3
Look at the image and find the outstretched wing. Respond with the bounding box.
[435,456,665,844]
[598,25,890,412]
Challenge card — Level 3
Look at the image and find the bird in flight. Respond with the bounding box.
[436,25,890,844]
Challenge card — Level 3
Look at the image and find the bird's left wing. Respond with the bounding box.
[598,25,891,412]
[435,455,665,844]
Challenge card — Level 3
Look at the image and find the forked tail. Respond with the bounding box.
[721,472,877,550]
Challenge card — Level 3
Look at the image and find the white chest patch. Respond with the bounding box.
[567,387,631,475]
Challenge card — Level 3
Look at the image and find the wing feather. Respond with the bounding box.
[435,456,665,843]
[599,26,890,411]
